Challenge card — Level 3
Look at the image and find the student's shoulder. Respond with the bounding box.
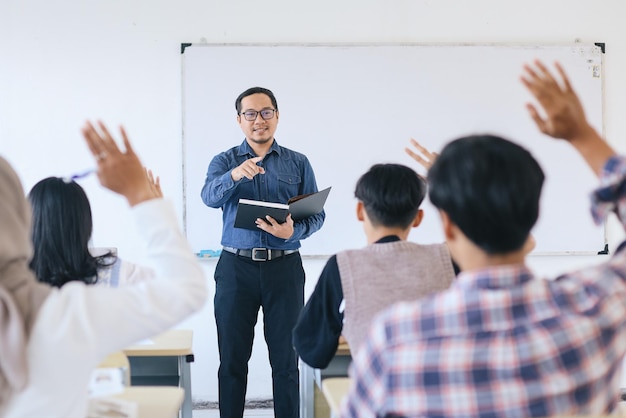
[407,241,449,252]
[324,253,339,266]
[319,255,341,284]
[367,299,428,346]
[372,287,460,341]
[403,241,453,262]
[357,241,448,257]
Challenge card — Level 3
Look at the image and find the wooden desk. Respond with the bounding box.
[123,330,194,418]
[97,386,184,418]
[98,351,131,386]
[299,343,351,418]
[321,378,351,418]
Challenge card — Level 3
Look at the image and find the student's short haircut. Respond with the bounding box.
[235,87,278,114]
[428,134,545,254]
[355,163,427,229]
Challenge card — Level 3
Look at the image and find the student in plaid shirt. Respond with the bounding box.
[341,61,624,417]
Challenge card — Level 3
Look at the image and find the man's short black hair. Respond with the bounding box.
[428,134,545,254]
[355,163,427,229]
[235,87,278,114]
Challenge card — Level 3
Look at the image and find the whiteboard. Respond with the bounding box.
[182,44,605,256]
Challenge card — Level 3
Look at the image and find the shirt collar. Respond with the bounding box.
[236,138,282,158]
[374,235,401,244]
[454,263,535,290]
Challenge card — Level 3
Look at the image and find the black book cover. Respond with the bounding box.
[234,187,331,231]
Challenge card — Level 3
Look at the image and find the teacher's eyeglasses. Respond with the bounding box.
[239,109,277,121]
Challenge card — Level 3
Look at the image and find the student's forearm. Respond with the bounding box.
[570,126,617,177]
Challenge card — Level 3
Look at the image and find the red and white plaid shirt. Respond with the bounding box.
[341,156,626,418]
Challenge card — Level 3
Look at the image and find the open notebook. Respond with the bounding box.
[234,187,331,231]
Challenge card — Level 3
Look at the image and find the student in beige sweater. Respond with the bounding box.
[293,163,458,367]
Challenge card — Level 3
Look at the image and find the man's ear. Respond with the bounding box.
[412,209,424,228]
[356,201,365,222]
[522,234,536,255]
[236,114,242,125]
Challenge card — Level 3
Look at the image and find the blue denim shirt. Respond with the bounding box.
[201,139,325,250]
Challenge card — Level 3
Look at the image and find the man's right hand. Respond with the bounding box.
[231,156,266,181]
[521,60,615,175]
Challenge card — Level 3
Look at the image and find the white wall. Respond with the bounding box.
[2,0,626,403]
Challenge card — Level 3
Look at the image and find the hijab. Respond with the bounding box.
[0,157,51,405]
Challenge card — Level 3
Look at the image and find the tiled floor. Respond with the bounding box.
[193,409,274,417]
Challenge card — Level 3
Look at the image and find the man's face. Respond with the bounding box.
[237,93,279,146]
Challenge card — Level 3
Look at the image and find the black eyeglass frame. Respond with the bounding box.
[239,108,277,121]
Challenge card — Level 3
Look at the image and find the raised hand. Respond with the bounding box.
[81,121,159,206]
[521,60,615,175]
[146,168,163,198]
[405,138,438,171]
[521,61,593,142]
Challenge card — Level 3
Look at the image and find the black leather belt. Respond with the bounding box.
[222,246,299,262]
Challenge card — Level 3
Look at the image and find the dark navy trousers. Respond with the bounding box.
[214,250,305,418]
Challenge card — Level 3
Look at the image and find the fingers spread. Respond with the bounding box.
[405,147,425,163]
[120,126,136,156]
[526,104,547,133]
[409,138,431,155]
[555,61,573,92]
[96,121,122,157]
[406,138,437,169]
[82,121,103,156]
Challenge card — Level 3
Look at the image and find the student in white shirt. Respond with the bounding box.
[1,121,207,418]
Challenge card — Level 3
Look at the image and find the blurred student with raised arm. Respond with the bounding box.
[341,61,623,417]
[1,121,207,418]
[292,163,457,368]
[28,169,161,287]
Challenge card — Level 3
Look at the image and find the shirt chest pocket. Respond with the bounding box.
[277,173,302,200]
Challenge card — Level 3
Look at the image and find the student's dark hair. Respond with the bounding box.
[355,163,427,229]
[235,87,278,114]
[428,134,545,254]
[28,177,115,287]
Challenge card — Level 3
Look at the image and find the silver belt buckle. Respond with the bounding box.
[252,248,270,261]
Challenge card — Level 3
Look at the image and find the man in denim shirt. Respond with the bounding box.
[201,87,325,418]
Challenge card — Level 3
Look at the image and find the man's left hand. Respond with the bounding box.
[256,214,294,239]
